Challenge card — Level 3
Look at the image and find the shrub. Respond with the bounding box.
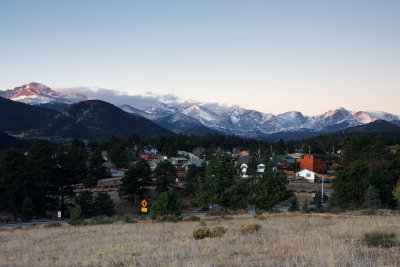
[210,226,227,238]
[363,231,397,248]
[68,207,83,226]
[241,224,261,234]
[193,227,211,240]
[122,213,137,223]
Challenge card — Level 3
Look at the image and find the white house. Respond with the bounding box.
[257,164,266,173]
[240,163,248,178]
[295,169,316,183]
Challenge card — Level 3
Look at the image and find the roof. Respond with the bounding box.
[184,158,205,167]
[237,156,262,165]
[170,157,188,161]
[296,168,315,175]
[287,153,305,159]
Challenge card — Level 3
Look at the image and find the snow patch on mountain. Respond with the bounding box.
[0,82,87,105]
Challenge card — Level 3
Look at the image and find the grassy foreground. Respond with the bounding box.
[1,213,400,267]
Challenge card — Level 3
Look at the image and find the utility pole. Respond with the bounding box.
[321,176,324,207]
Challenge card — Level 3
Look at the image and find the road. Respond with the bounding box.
[0,220,57,228]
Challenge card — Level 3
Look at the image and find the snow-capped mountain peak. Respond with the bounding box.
[0,82,87,105]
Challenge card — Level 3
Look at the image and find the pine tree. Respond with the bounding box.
[289,195,299,212]
[94,192,116,217]
[150,189,181,220]
[196,152,238,207]
[363,185,381,211]
[153,161,176,193]
[252,165,290,211]
[119,159,151,204]
[75,191,95,218]
[21,196,34,222]
[85,150,106,188]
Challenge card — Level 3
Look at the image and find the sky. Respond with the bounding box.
[1,0,399,115]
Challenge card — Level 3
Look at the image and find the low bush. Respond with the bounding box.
[193,227,211,240]
[363,231,397,248]
[241,224,261,234]
[210,226,227,238]
[67,207,83,226]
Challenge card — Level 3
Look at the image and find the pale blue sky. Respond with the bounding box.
[1,0,399,115]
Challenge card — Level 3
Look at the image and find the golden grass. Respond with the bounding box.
[1,213,400,266]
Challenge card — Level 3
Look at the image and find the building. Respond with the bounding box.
[178,150,199,159]
[297,154,327,173]
[183,158,205,171]
[170,157,189,178]
[139,153,161,161]
[295,169,316,183]
[257,164,266,173]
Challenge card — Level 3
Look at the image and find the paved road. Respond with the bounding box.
[0,220,57,228]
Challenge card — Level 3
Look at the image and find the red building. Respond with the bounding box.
[297,154,327,173]
[139,153,161,161]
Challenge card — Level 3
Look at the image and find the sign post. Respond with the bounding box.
[57,211,62,220]
[140,199,148,214]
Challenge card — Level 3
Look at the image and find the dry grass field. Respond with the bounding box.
[1,213,400,267]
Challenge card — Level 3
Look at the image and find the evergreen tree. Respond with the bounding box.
[153,161,176,193]
[363,185,381,211]
[21,196,34,222]
[252,165,290,211]
[394,181,400,206]
[26,140,58,214]
[183,164,204,196]
[289,195,299,212]
[119,159,151,204]
[150,189,181,219]
[276,139,286,155]
[94,192,116,217]
[0,150,31,218]
[333,162,370,209]
[85,150,106,188]
[247,157,258,176]
[75,191,95,218]
[312,190,328,211]
[196,152,238,207]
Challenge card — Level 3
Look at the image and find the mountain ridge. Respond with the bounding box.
[2,82,399,139]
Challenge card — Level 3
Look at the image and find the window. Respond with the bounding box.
[306,173,311,177]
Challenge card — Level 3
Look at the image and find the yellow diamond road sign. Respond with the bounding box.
[141,199,148,207]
